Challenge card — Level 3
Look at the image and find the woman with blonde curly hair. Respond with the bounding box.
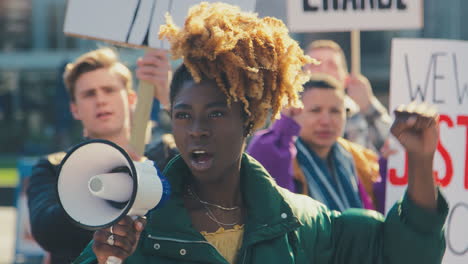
[75,3,447,264]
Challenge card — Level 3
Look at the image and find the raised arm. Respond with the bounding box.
[390,103,439,210]
[136,49,172,110]
[347,74,392,151]
[302,103,447,264]
[247,110,301,192]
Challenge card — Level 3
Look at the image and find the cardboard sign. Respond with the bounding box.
[387,38,468,264]
[64,0,256,48]
[287,0,423,32]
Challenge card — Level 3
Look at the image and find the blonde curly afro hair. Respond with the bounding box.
[160,2,316,131]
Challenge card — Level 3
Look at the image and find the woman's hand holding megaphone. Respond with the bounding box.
[92,216,147,264]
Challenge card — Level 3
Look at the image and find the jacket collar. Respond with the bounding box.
[143,153,302,262]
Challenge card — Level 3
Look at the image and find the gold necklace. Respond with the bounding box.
[187,185,240,227]
[187,186,240,211]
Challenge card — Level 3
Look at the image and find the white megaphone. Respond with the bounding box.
[57,139,171,230]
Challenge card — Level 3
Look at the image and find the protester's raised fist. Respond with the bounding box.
[281,107,303,120]
[390,102,439,156]
[345,73,373,112]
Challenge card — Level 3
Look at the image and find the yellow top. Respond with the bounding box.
[201,225,244,264]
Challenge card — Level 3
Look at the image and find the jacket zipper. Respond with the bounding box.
[240,250,247,264]
[147,234,225,259]
[148,234,212,245]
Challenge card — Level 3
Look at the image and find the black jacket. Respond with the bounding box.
[27,152,91,264]
[27,136,178,264]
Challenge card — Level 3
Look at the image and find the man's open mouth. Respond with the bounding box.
[97,112,112,118]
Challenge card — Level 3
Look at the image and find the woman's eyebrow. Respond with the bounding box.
[172,101,227,110]
[206,101,228,108]
[173,103,192,110]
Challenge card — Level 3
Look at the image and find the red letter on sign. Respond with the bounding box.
[389,153,408,186]
[457,115,468,190]
[388,114,457,187]
[435,115,454,187]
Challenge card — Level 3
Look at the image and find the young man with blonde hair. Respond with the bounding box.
[27,47,172,264]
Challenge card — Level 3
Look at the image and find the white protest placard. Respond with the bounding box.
[387,38,468,264]
[64,0,257,48]
[287,0,423,32]
[64,0,256,154]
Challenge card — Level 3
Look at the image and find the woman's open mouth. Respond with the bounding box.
[190,150,214,171]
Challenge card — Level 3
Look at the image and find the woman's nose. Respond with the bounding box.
[189,118,210,137]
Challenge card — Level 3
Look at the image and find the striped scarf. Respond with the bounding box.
[295,138,363,211]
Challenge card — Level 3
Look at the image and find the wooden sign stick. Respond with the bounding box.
[351,30,361,75]
[130,61,155,156]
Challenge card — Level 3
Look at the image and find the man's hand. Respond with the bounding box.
[390,103,439,156]
[136,49,172,109]
[346,74,374,112]
[125,146,146,162]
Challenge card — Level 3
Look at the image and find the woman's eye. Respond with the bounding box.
[174,112,190,119]
[209,111,224,118]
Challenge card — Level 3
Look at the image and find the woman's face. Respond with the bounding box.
[171,79,246,183]
[295,88,346,155]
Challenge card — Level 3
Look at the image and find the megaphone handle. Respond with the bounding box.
[105,256,122,264]
[104,216,142,264]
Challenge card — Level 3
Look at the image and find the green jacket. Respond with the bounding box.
[74,154,448,264]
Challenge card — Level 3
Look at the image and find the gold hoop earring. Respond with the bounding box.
[244,122,254,137]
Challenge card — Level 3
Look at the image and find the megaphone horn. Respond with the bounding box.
[57,139,170,230]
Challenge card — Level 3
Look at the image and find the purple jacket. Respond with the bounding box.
[247,114,299,192]
[247,114,377,211]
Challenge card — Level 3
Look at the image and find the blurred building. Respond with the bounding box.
[0,0,467,155]
[259,0,468,105]
[0,0,143,155]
